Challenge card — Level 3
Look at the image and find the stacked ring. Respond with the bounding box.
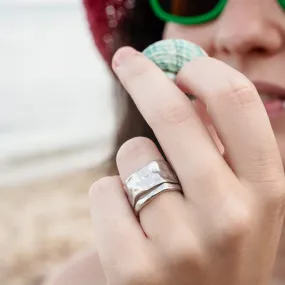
[125,160,183,215]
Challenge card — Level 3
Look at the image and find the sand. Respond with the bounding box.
[0,163,111,285]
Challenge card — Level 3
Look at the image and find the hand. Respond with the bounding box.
[89,47,285,285]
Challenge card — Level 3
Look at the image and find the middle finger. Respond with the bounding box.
[112,47,232,201]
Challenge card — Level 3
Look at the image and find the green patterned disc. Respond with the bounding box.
[143,39,207,80]
[143,39,207,100]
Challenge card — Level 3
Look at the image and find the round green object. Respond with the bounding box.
[143,39,207,100]
[143,39,207,80]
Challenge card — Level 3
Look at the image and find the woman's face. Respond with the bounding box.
[163,0,285,165]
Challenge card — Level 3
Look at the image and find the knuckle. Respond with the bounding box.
[152,101,192,127]
[262,180,285,210]
[216,204,252,246]
[118,263,157,285]
[205,61,259,108]
[219,84,259,109]
[247,152,282,181]
[166,233,204,268]
[89,176,120,197]
[116,137,154,165]
[242,149,285,186]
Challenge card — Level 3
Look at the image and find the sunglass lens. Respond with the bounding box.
[158,0,221,17]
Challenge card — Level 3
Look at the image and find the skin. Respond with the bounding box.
[45,0,285,284]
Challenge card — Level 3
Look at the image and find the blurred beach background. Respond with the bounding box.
[0,0,116,284]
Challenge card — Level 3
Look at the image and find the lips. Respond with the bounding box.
[253,81,285,118]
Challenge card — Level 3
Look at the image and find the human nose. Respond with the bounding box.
[213,1,283,56]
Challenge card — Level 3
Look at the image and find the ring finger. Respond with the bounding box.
[116,137,198,251]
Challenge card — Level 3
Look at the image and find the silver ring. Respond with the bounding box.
[125,160,182,215]
[134,182,182,214]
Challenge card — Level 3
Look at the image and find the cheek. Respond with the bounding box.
[163,23,285,169]
[163,23,186,39]
[163,23,213,53]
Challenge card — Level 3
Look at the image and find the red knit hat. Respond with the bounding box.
[83,0,135,65]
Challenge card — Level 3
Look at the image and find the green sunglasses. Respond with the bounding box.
[149,0,285,25]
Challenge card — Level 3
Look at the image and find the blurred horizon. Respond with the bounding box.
[0,0,115,187]
[0,0,79,4]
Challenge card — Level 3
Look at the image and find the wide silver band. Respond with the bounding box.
[125,160,182,215]
[134,182,182,214]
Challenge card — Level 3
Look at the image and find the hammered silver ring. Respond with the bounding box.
[125,160,183,215]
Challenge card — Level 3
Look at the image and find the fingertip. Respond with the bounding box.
[89,176,121,201]
[112,46,140,70]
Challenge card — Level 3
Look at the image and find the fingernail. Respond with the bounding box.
[112,47,138,69]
